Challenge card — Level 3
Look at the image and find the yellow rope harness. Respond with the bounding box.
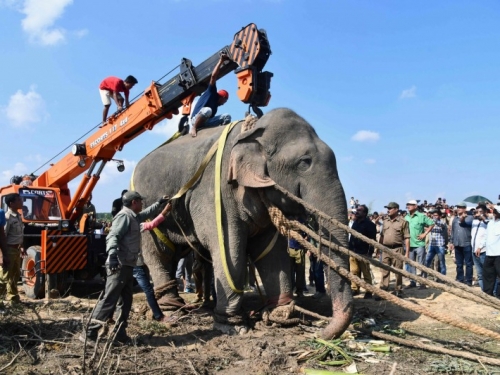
[132,120,276,294]
[254,231,279,262]
[214,122,242,293]
[130,122,239,255]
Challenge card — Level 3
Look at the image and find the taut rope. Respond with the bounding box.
[265,202,500,341]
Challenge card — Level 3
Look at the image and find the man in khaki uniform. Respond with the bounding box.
[0,193,26,303]
[377,202,410,298]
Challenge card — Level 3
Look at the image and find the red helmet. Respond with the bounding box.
[218,89,229,99]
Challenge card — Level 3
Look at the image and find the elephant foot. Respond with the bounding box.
[213,310,250,335]
[213,322,249,335]
[265,293,294,309]
[262,301,301,327]
[157,295,187,311]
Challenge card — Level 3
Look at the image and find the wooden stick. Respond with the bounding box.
[371,331,500,367]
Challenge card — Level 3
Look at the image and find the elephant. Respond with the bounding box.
[132,108,353,339]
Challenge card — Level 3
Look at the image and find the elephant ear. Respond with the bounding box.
[228,121,275,188]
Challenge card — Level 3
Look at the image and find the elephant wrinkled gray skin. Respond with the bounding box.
[133,108,353,339]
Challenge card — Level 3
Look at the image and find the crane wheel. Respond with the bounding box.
[22,246,45,299]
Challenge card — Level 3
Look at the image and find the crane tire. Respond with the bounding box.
[22,246,45,299]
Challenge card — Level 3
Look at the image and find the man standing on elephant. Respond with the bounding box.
[349,204,377,298]
[189,52,231,137]
[82,191,168,345]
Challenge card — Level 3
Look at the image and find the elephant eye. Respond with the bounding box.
[297,156,312,171]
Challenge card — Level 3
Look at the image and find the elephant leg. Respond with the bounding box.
[249,230,294,308]
[141,232,186,310]
[210,227,249,325]
[193,249,213,305]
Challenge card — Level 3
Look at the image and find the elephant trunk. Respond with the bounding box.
[322,263,353,339]
[301,174,353,339]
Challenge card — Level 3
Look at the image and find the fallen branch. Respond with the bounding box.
[0,348,23,372]
[371,330,500,367]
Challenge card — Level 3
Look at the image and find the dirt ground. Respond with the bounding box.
[1,256,499,375]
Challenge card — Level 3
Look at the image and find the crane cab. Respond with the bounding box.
[0,182,107,299]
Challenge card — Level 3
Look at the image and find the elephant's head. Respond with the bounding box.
[228,108,353,339]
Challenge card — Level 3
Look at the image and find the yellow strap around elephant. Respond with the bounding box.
[215,122,243,294]
[171,121,240,200]
[170,136,221,200]
[254,231,279,262]
[130,168,176,252]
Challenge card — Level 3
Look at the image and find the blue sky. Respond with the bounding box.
[1,0,499,214]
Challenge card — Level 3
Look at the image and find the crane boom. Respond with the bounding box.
[29,23,272,223]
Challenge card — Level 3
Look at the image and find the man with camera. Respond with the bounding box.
[449,202,474,286]
[471,204,489,290]
[484,203,500,296]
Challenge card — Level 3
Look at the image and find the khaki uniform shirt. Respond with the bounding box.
[5,209,24,246]
[381,216,410,247]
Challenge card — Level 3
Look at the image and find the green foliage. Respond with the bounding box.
[96,212,112,221]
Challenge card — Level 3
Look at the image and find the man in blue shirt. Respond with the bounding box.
[189,53,231,137]
[450,202,474,285]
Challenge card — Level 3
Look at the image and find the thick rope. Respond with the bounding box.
[273,184,500,310]
[371,331,500,367]
[294,305,331,321]
[154,279,178,299]
[285,215,500,310]
[267,205,500,341]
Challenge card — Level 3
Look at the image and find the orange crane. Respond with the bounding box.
[0,23,272,299]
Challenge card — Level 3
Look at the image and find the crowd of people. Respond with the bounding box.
[346,196,500,299]
[1,188,500,344]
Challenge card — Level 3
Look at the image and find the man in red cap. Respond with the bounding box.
[189,53,231,137]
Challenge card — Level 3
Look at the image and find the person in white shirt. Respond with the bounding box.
[483,203,500,296]
[471,204,489,290]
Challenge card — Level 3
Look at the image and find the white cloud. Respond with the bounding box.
[74,29,88,38]
[17,0,73,45]
[0,162,28,186]
[400,85,417,99]
[3,85,47,128]
[364,159,376,164]
[351,130,380,143]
